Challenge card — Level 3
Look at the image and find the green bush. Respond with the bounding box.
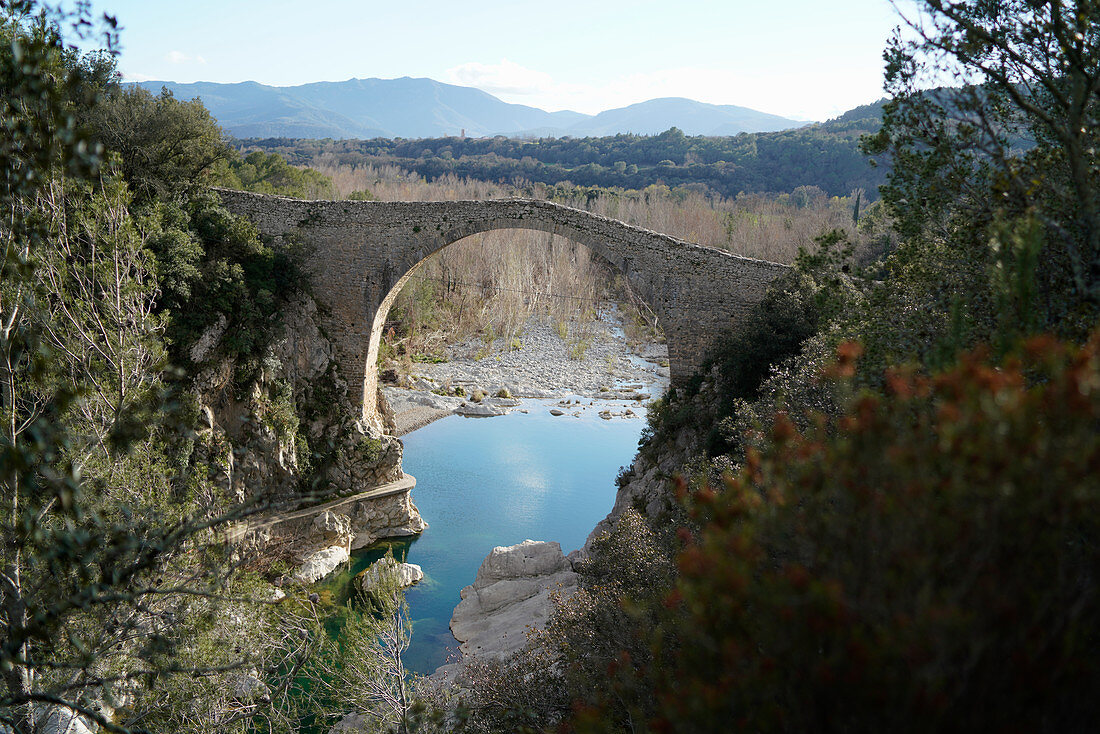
[83,84,231,203]
[213,149,337,199]
[150,192,307,385]
[356,435,385,466]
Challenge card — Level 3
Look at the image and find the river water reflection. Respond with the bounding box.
[328,400,647,673]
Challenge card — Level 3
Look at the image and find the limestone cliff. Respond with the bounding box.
[185,293,424,576]
[582,369,722,551]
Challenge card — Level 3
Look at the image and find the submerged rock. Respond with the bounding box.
[457,402,507,417]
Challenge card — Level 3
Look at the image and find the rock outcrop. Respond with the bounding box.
[190,294,404,510]
[356,556,424,594]
[345,488,427,546]
[293,545,350,584]
[185,294,427,580]
[449,540,579,660]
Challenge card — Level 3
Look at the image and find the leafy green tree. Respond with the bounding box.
[30,173,165,454]
[0,6,305,732]
[83,82,231,203]
[155,191,306,385]
[1,4,117,729]
[864,0,1100,311]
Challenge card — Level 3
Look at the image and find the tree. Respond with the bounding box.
[31,173,165,459]
[864,0,1100,308]
[0,6,303,731]
[2,4,117,729]
[303,553,417,734]
[82,83,231,203]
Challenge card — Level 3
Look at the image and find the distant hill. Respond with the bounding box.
[561,97,805,137]
[243,102,888,200]
[133,77,808,139]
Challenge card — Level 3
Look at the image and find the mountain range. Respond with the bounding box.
[134,77,809,140]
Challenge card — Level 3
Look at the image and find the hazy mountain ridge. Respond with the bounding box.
[134,76,809,139]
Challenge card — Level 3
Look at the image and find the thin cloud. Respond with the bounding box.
[445,59,554,96]
[165,50,206,65]
[121,70,157,82]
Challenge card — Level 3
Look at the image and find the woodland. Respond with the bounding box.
[242,104,885,201]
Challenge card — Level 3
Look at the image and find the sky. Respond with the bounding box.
[81,0,908,122]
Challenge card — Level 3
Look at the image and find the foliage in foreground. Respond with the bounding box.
[576,335,1100,733]
[0,5,334,732]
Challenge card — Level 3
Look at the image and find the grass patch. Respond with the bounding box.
[411,353,448,364]
[568,337,592,361]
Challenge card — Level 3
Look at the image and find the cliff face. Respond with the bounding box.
[186,294,423,573]
[583,369,724,549]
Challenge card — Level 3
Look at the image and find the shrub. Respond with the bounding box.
[626,335,1100,733]
[568,337,591,361]
[356,435,385,465]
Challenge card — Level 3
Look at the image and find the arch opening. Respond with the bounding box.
[362,223,668,431]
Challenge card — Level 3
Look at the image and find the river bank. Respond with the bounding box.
[382,310,669,436]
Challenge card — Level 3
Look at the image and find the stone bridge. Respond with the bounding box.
[217,189,789,433]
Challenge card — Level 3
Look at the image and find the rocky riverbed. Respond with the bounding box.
[382,311,669,435]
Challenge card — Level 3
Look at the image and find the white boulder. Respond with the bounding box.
[449,540,578,660]
[293,545,350,584]
[356,556,424,593]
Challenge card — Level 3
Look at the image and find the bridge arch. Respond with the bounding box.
[216,190,790,434]
[363,221,666,415]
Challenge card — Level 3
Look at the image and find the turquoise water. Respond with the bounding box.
[326,400,646,674]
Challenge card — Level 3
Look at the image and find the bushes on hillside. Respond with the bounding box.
[214,149,337,199]
[632,335,1100,733]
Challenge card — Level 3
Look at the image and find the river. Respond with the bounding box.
[320,398,647,674]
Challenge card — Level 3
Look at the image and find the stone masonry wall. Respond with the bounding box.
[216,189,790,431]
